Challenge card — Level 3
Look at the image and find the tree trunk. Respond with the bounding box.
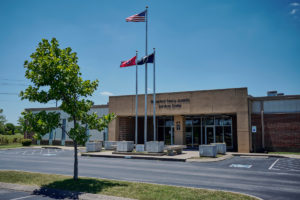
[73,117,78,180]
[74,140,78,180]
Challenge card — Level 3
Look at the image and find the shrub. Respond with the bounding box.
[21,139,32,146]
[0,134,23,145]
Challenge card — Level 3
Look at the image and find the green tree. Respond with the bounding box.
[5,123,15,135]
[17,116,26,134]
[0,109,6,134]
[20,38,115,180]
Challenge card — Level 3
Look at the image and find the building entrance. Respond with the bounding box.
[185,115,235,150]
[205,126,214,144]
[157,116,174,145]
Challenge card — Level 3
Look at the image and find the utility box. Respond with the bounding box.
[211,143,226,155]
[86,142,102,152]
[146,141,164,153]
[199,145,217,157]
[117,141,134,152]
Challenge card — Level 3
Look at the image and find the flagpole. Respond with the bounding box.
[135,51,138,145]
[144,6,148,145]
[153,48,156,141]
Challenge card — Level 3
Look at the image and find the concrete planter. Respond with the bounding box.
[146,141,164,153]
[135,144,145,152]
[199,145,217,157]
[117,141,134,152]
[86,141,102,152]
[211,143,226,154]
[104,141,117,150]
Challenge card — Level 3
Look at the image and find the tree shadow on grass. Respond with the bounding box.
[33,178,128,199]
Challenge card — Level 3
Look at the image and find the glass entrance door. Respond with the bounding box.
[165,126,174,145]
[205,126,214,144]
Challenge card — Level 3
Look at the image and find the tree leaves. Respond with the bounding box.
[20,38,115,144]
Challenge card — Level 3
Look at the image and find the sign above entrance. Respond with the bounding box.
[151,98,190,109]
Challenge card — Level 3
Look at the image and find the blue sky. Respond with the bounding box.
[0,0,300,124]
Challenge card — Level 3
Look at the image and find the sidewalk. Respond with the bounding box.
[81,150,233,162]
[0,182,135,200]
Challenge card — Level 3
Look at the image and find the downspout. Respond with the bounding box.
[260,101,265,150]
[248,98,252,152]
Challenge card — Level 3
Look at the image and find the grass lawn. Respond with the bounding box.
[0,170,256,200]
[0,143,23,149]
[269,152,300,155]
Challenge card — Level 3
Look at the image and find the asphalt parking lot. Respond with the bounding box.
[0,148,299,173]
[0,148,76,157]
[1,148,300,200]
[194,155,300,173]
[0,188,54,200]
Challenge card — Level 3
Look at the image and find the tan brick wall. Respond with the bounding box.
[108,88,250,152]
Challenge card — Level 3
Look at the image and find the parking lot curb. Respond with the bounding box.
[41,146,62,149]
[81,153,186,162]
[186,154,233,162]
[230,153,297,158]
[0,182,135,200]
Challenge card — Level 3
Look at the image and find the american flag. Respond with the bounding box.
[126,10,146,22]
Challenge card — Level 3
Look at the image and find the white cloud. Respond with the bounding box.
[290,9,298,15]
[100,91,113,96]
[290,2,300,6]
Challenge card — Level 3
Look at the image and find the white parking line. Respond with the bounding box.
[10,195,33,200]
[269,158,280,170]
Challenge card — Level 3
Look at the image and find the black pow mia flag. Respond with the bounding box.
[137,53,154,65]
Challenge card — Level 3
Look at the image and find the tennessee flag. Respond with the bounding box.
[120,56,136,67]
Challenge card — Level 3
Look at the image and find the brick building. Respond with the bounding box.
[26,87,300,153]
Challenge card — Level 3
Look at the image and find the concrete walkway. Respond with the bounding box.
[81,150,233,162]
[0,182,135,200]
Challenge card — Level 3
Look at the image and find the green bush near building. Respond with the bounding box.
[21,139,32,146]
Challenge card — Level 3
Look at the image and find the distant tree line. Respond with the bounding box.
[0,108,24,135]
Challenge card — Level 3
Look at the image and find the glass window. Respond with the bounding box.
[158,118,164,126]
[186,126,192,133]
[224,126,232,147]
[186,132,192,146]
[165,119,173,127]
[215,118,223,126]
[205,117,214,125]
[193,118,201,126]
[223,117,232,125]
[193,126,200,146]
[215,126,223,143]
[185,119,193,127]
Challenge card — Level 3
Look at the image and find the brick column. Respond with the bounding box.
[174,115,185,145]
[237,111,250,152]
[108,117,119,141]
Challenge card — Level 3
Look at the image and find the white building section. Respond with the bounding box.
[27,105,109,145]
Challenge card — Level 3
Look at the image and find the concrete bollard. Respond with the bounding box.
[104,141,117,150]
[86,141,102,152]
[211,143,226,154]
[117,141,134,152]
[199,145,217,157]
[146,141,164,153]
[135,144,145,152]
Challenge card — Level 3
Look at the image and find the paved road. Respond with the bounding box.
[1,148,300,200]
[0,188,54,200]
